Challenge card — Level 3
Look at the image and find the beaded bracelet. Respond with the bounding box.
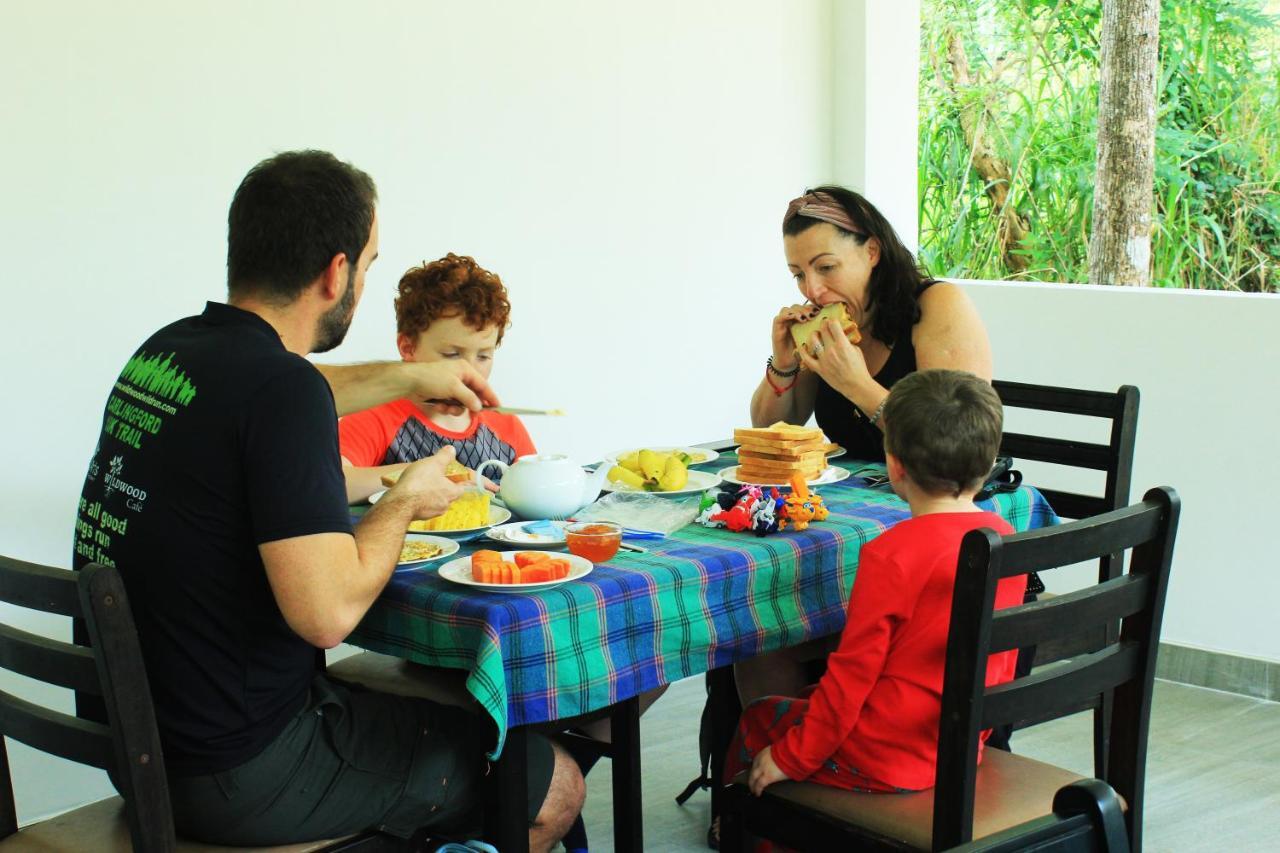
[766,356,801,378]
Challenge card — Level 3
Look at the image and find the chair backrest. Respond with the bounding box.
[933,486,1179,851]
[992,380,1139,526]
[949,779,1131,853]
[0,556,174,852]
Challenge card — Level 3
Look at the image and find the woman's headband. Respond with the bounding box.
[782,191,865,237]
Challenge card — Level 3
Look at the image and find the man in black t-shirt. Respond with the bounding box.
[74,151,583,850]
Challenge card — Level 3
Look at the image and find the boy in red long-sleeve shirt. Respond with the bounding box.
[729,369,1026,798]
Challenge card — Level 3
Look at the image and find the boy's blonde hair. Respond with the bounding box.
[882,370,1003,497]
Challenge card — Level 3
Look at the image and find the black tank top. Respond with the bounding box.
[814,281,936,462]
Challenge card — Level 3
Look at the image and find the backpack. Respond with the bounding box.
[675,667,742,847]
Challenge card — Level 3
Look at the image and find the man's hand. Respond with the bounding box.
[403,360,500,415]
[748,745,791,796]
[316,360,501,417]
[382,446,466,519]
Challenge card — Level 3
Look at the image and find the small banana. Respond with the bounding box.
[639,449,666,481]
[658,455,689,491]
[608,465,647,489]
[618,451,642,473]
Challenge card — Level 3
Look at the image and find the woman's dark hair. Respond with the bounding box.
[227,150,378,303]
[782,185,930,346]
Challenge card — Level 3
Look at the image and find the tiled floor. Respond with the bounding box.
[576,677,1280,852]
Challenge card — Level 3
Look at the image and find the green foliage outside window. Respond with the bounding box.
[919,0,1280,290]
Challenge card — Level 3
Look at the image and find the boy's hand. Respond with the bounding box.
[748,746,791,796]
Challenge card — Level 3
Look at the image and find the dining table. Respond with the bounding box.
[346,450,1059,852]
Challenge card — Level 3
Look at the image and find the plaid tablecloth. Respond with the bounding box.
[347,454,1058,756]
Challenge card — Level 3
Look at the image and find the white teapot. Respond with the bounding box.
[475,454,611,521]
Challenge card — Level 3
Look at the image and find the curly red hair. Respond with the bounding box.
[395,254,512,343]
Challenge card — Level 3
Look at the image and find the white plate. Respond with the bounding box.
[717,465,852,489]
[602,468,722,497]
[396,534,459,569]
[486,520,569,548]
[825,445,846,460]
[606,446,720,466]
[436,551,592,593]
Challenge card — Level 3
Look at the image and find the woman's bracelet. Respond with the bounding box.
[764,366,798,396]
[766,356,800,378]
[868,394,889,427]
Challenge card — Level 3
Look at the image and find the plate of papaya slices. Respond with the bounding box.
[436,549,593,593]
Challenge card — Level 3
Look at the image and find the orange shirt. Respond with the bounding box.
[770,511,1026,791]
[338,398,535,478]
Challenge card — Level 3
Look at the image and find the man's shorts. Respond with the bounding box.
[168,674,555,846]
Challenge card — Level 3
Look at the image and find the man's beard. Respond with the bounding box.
[312,268,357,354]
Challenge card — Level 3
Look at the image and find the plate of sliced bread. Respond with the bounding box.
[725,422,847,487]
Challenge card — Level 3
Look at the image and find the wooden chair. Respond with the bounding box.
[720,486,1179,852]
[991,381,1140,772]
[948,779,1131,853]
[0,555,395,852]
[992,380,1139,526]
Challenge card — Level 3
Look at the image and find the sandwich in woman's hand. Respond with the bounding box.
[790,303,862,357]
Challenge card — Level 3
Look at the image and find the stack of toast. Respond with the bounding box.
[733,422,835,484]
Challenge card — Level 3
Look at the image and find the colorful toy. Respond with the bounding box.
[779,474,829,532]
[710,490,757,532]
[695,492,726,528]
[695,479,825,537]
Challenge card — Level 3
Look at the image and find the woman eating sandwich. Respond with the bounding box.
[749,186,993,462]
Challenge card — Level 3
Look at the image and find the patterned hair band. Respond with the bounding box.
[783,191,865,237]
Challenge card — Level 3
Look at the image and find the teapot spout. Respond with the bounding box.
[581,458,614,509]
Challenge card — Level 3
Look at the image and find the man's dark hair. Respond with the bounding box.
[227,150,377,302]
[882,369,1003,497]
[783,185,931,348]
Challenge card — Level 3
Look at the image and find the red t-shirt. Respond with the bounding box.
[770,511,1026,791]
[338,398,536,477]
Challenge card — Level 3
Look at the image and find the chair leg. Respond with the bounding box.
[719,783,747,852]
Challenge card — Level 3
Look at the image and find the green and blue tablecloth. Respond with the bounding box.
[347,454,1058,756]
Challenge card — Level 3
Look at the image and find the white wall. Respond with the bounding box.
[962,281,1280,664]
[832,0,922,250]
[0,0,835,823]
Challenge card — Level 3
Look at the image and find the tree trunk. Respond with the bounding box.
[945,32,1031,275]
[1088,0,1160,286]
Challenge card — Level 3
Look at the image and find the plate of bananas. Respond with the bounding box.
[603,448,722,496]
[606,446,719,467]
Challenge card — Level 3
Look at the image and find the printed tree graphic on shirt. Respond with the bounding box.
[119,351,198,406]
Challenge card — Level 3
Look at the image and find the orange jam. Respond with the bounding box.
[565,522,622,562]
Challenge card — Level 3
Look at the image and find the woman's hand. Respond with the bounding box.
[748,746,791,796]
[770,303,820,369]
[796,316,872,398]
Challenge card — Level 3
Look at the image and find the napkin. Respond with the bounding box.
[522,520,562,538]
